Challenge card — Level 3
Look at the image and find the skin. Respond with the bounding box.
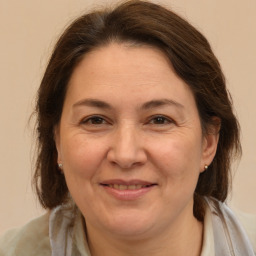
[55,43,219,256]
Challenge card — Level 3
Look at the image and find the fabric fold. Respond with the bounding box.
[206,198,255,256]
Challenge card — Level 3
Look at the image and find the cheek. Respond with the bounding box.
[61,135,107,180]
[152,136,202,208]
[151,134,202,180]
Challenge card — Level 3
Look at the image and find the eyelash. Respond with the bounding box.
[147,115,174,125]
[80,115,174,126]
[80,115,110,125]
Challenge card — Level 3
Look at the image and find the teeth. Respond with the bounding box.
[113,184,119,189]
[107,184,150,190]
[128,185,136,190]
[119,185,127,190]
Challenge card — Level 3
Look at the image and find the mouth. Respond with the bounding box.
[99,180,157,200]
[100,184,156,190]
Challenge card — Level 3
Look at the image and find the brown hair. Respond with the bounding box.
[34,0,241,221]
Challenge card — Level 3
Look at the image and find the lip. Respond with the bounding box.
[100,179,157,201]
[100,179,154,186]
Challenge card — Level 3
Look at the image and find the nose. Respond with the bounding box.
[107,124,147,169]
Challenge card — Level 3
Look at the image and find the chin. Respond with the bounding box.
[101,211,157,239]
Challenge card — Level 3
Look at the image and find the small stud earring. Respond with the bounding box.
[58,163,63,169]
[204,165,208,170]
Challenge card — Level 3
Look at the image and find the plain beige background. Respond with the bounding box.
[0,0,255,235]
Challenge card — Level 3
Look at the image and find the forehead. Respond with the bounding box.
[70,43,173,83]
[65,43,196,111]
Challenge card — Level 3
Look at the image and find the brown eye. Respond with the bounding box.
[149,116,171,125]
[89,117,105,124]
[81,116,107,125]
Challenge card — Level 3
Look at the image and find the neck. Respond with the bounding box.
[86,210,203,256]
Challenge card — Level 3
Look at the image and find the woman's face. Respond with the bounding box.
[55,43,218,239]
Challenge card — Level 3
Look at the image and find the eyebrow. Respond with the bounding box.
[72,98,184,110]
[140,99,184,110]
[73,98,112,109]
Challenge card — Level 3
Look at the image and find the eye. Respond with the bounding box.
[148,115,173,125]
[81,115,108,125]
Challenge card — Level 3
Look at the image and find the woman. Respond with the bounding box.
[0,0,255,255]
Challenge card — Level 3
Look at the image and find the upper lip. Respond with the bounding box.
[100,179,157,186]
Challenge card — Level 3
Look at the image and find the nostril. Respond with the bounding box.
[106,136,147,169]
[108,155,143,169]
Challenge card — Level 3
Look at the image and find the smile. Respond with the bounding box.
[102,184,153,190]
[100,180,157,200]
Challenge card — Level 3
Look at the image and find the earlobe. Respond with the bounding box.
[54,125,62,163]
[201,118,221,172]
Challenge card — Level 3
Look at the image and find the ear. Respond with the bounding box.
[200,117,221,172]
[54,125,62,164]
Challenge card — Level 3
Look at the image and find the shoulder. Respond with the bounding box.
[233,209,256,252]
[0,212,51,256]
[204,197,256,254]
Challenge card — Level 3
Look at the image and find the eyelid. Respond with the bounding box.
[79,114,175,126]
[146,115,175,125]
[80,115,111,125]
